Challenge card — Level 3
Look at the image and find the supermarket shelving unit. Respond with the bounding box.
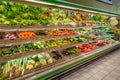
[0,0,120,80]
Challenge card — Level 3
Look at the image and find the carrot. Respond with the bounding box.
[18,31,35,38]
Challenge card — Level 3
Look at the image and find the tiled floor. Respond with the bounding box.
[61,48,120,80]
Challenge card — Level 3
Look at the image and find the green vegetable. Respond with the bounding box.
[0,73,6,80]
[33,41,46,48]
[1,47,19,56]
[6,11,15,19]
[21,13,29,19]
[0,18,6,24]
[35,62,40,67]
[39,58,47,65]
[31,55,40,62]
[41,52,51,59]
[19,43,38,51]
[0,14,6,19]
[0,5,7,13]
[7,3,19,14]
[67,47,80,54]
[7,1,14,6]
[19,4,29,12]
[0,1,8,5]
[20,19,37,26]
[9,19,19,26]
[38,19,49,25]
[76,38,83,43]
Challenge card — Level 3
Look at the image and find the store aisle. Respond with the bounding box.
[61,48,120,80]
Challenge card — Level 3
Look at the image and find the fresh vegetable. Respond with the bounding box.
[33,41,46,48]
[33,38,75,48]
[19,43,38,51]
[0,18,6,24]
[39,58,47,65]
[0,14,6,19]
[76,44,94,52]
[0,0,111,26]
[0,73,6,80]
[6,11,15,19]
[51,51,62,60]
[112,27,120,35]
[1,47,19,56]
[47,58,53,64]
[18,31,35,38]
[67,47,80,54]
[45,29,76,36]
[0,5,7,13]
[76,37,83,43]
[4,33,17,39]
[62,51,70,56]
[0,52,54,79]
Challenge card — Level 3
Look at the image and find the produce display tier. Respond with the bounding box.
[12,0,120,16]
[0,34,82,47]
[0,40,95,63]
[0,31,110,47]
[0,24,102,32]
[12,42,120,80]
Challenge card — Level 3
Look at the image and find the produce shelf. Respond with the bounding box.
[0,0,119,80]
[0,41,89,63]
[0,34,81,47]
[12,42,120,80]
[0,24,103,32]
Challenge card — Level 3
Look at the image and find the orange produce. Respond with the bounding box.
[18,31,35,38]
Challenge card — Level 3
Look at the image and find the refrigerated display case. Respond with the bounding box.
[0,0,120,80]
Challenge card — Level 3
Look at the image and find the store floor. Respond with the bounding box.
[61,48,120,80]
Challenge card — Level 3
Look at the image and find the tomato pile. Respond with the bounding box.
[75,41,109,52]
[76,44,94,52]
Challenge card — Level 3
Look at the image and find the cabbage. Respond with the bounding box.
[41,52,51,59]
[35,62,40,67]
[39,58,47,65]
[38,54,44,59]
[32,54,44,61]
